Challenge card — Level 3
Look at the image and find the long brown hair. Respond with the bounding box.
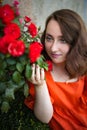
[41,9,87,78]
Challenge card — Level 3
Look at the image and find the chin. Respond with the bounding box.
[52,59,66,64]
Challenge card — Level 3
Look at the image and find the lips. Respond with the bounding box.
[51,53,62,58]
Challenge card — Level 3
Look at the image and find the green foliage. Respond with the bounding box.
[0,52,28,112]
[0,1,48,114]
[0,92,50,130]
[36,56,48,71]
[0,52,47,113]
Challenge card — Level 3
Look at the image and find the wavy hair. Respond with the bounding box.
[41,9,87,78]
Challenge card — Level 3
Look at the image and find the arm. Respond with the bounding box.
[29,64,53,123]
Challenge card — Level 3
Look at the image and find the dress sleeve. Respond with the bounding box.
[24,80,54,110]
[24,82,35,110]
[80,76,87,108]
[85,76,87,87]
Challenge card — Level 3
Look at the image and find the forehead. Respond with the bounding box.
[46,19,62,36]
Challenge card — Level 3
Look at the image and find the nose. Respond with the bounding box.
[51,40,59,52]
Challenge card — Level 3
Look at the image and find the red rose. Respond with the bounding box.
[8,40,25,57]
[4,23,21,40]
[0,6,2,18]
[13,0,19,7]
[0,35,14,54]
[0,4,15,24]
[29,42,43,63]
[24,16,31,23]
[28,22,37,37]
[46,60,53,71]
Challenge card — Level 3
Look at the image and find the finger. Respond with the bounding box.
[40,68,45,80]
[35,64,40,81]
[31,64,36,80]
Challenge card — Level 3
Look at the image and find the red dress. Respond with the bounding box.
[25,71,87,130]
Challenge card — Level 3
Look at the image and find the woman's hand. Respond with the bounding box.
[29,64,45,86]
[29,64,53,123]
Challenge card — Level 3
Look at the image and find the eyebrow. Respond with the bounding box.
[45,33,52,36]
[46,33,64,38]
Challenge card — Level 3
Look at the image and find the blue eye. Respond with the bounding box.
[58,39,67,44]
[45,35,54,42]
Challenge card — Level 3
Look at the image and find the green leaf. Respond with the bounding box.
[0,60,7,70]
[24,83,29,97]
[13,17,21,26]
[6,57,16,65]
[5,88,15,100]
[6,80,25,92]
[0,70,6,80]
[36,57,43,65]
[0,82,6,94]
[37,57,48,70]
[13,80,25,91]
[42,62,48,71]
[9,65,16,71]
[12,71,21,83]
[19,55,28,65]
[16,62,24,73]
[0,53,5,60]
[25,64,32,79]
[1,101,10,113]
[6,80,18,89]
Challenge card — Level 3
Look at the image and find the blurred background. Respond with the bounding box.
[3,0,87,31]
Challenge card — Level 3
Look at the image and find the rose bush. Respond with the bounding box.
[0,0,48,113]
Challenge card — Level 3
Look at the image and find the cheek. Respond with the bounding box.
[45,42,51,51]
[62,45,70,54]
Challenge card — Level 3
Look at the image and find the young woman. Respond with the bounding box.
[25,9,87,130]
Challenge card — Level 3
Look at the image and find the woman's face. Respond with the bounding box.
[45,19,70,64]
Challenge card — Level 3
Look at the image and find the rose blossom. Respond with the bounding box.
[4,23,21,40]
[46,60,53,71]
[28,22,37,37]
[13,0,20,16]
[29,42,43,63]
[13,0,19,7]
[0,4,15,24]
[8,40,25,57]
[24,16,31,23]
[15,7,20,16]
[0,35,14,54]
[0,6,2,18]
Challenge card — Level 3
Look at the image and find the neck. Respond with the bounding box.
[51,63,78,83]
[53,62,66,73]
[51,63,70,82]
